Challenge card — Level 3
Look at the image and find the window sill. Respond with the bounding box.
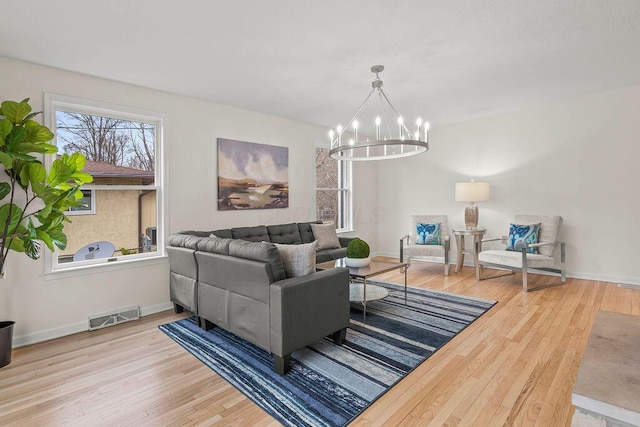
[337,228,354,234]
[44,255,168,280]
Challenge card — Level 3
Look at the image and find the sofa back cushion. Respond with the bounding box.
[267,223,303,244]
[210,229,233,239]
[168,233,202,249]
[177,230,217,238]
[231,225,270,242]
[197,235,232,255]
[297,221,322,243]
[228,240,287,282]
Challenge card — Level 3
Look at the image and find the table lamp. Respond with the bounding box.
[455,181,490,229]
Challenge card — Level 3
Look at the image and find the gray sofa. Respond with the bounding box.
[167,221,352,374]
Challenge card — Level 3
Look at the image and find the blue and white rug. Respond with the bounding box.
[159,282,496,426]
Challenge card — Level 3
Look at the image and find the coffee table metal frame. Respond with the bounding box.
[316,258,408,321]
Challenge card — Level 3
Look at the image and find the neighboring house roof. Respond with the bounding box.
[83,159,154,179]
[57,156,154,183]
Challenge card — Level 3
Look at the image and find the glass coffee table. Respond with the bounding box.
[316,258,408,321]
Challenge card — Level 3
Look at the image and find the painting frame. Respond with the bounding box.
[217,138,289,210]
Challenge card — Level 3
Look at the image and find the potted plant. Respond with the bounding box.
[0,98,93,368]
[345,238,371,268]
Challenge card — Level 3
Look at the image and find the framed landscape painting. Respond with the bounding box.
[217,138,289,210]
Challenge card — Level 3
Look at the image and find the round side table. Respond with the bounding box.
[451,227,487,273]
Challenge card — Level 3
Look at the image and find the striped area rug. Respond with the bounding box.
[159,281,496,426]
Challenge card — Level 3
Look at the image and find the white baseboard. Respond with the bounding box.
[13,301,174,348]
[374,251,640,286]
[618,283,640,290]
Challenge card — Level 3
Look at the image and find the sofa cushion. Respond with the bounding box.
[273,241,317,277]
[316,247,347,263]
[267,223,303,245]
[228,240,287,281]
[416,223,441,245]
[310,223,341,250]
[506,223,540,254]
[210,228,233,239]
[168,233,202,249]
[297,221,322,244]
[231,225,270,242]
[197,235,232,255]
[178,230,217,238]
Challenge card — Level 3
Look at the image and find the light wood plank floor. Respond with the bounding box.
[1,259,638,426]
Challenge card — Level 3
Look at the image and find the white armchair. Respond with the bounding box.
[475,215,566,292]
[400,215,450,275]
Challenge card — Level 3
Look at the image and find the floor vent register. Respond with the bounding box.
[88,306,140,331]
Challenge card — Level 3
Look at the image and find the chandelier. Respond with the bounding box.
[329,65,429,161]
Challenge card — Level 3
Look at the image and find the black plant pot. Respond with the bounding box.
[0,321,15,368]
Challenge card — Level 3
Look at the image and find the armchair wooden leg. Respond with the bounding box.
[173,303,184,314]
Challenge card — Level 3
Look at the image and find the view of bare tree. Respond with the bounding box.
[316,148,338,224]
[56,112,155,171]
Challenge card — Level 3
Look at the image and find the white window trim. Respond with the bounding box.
[315,145,353,233]
[43,93,168,276]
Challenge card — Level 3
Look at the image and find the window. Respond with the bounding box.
[44,94,166,272]
[315,147,352,231]
[66,189,95,215]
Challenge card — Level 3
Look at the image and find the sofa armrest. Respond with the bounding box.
[269,268,350,357]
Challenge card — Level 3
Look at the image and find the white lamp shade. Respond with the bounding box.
[455,181,490,202]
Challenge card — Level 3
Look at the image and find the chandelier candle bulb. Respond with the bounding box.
[398,116,403,139]
[329,129,335,147]
[425,121,430,142]
[352,120,358,143]
[375,116,381,140]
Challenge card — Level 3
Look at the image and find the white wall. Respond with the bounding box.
[375,83,640,284]
[0,57,332,344]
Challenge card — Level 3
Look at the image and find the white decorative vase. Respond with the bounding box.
[345,257,371,268]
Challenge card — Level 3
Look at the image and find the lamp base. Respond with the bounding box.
[465,204,479,229]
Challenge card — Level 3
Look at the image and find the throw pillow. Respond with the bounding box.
[273,241,317,278]
[506,223,540,254]
[416,223,441,245]
[310,223,341,250]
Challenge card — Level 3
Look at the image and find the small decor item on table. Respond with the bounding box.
[345,238,371,267]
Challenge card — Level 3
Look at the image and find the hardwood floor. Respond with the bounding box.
[1,259,638,426]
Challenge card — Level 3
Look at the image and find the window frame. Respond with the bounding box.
[315,145,353,233]
[43,93,167,275]
[65,188,96,216]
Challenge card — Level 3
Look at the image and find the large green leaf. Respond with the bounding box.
[0,118,12,140]
[0,151,12,169]
[47,226,67,250]
[0,99,31,123]
[6,237,25,253]
[0,182,10,201]
[36,228,54,252]
[24,120,54,143]
[16,142,57,155]
[0,203,23,235]
[47,159,73,186]
[6,126,26,150]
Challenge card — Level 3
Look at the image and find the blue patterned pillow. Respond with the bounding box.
[506,223,540,254]
[416,223,441,245]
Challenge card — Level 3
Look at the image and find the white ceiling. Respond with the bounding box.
[2,0,640,132]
